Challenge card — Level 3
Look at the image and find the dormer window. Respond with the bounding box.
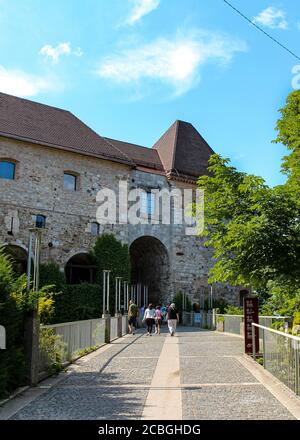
[0,161,16,180]
[64,172,77,191]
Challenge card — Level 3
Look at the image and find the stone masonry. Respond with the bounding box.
[0,92,240,305]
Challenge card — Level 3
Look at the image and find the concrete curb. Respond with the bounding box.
[236,354,300,420]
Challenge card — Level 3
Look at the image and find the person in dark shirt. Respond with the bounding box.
[128,300,138,335]
[167,303,179,336]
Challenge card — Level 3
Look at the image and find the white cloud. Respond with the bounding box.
[97,31,247,96]
[0,65,57,97]
[253,7,288,30]
[126,0,160,25]
[39,42,83,62]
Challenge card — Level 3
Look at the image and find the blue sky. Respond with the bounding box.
[0,0,299,186]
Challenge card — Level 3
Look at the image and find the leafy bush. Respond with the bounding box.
[270,321,285,331]
[171,292,192,315]
[224,305,243,315]
[0,249,26,398]
[39,328,65,375]
[293,312,300,326]
[260,281,300,317]
[39,262,66,292]
[212,298,228,313]
[0,248,57,398]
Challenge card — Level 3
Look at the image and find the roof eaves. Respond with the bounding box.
[0,131,134,166]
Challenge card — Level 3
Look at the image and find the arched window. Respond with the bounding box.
[0,160,16,180]
[65,253,97,284]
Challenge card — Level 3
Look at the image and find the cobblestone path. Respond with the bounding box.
[2,328,298,420]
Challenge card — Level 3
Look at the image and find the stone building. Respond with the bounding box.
[0,92,241,305]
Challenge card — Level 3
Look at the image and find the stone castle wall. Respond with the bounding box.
[0,137,239,305]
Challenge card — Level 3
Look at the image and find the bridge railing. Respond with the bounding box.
[40,318,106,369]
[182,311,290,335]
[39,315,129,377]
[215,314,291,336]
[252,323,300,396]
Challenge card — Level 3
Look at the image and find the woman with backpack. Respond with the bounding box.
[143,303,156,336]
[154,305,163,334]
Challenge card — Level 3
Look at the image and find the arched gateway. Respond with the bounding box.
[2,244,28,276]
[129,236,170,305]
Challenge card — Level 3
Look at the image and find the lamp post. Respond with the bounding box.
[25,228,42,387]
[102,270,111,315]
[115,277,122,314]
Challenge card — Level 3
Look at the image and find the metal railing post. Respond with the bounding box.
[295,343,299,396]
[262,328,266,369]
[252,324,256,361]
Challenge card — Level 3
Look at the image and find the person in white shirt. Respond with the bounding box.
[143,304,156,336]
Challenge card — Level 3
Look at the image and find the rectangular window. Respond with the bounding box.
[64,173,77,191]
[36,215,46,229]
[91,222,100,236]
[0,161,15,180]
[141,191,155,215]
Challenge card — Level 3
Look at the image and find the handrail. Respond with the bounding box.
[216,314,289,318]
[252,322,300,341]
[215,314,243,317]
[41,317,104,328]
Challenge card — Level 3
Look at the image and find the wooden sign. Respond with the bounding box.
[244,297,259,354]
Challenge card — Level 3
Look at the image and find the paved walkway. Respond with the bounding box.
[1,327,299,420]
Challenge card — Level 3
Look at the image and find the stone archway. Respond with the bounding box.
[65,253,97,284]
[129,236,170,305]
[2,244,28,276]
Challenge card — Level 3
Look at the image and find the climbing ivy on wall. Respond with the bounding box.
[92,234,130,284]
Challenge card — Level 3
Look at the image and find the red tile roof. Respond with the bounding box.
[0,92,134,165]
[0,93,215,180]
[104,137,164,171]
[153,120,215,179]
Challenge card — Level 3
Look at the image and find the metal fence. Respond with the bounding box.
[252,323,300,396]
[222,314,243,335]
[40,318,106,368]
[215,314,290,336]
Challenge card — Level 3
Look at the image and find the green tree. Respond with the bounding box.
[196,90,300,315]
[197,155,300,289]
[274,90,300,197]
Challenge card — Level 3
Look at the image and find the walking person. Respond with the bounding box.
[167,303,179,336]
[161,305,167,326]
[155,305,163,335]
[143,303,156,336]
[128,299,138,335]
[140,304,145,327]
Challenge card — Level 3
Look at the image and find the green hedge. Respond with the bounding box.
[49,284,102,324]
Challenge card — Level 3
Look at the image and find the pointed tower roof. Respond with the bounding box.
[153,120,215,180]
